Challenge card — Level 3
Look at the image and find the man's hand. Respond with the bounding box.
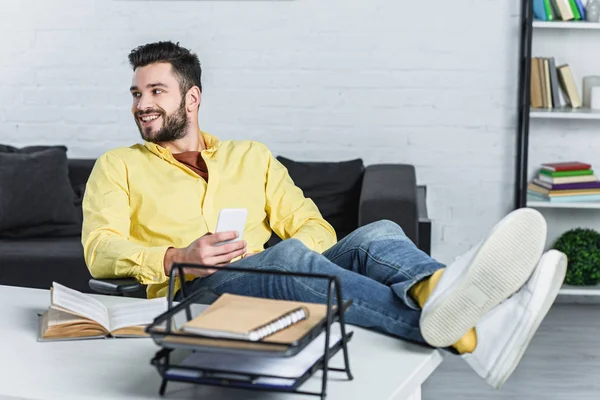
[163,231,247,278]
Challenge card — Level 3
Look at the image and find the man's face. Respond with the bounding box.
[130,62,188,143]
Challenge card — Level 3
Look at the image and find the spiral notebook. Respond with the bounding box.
[181,294,311,342]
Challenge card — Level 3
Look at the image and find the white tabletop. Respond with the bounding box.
[0,285,443,400]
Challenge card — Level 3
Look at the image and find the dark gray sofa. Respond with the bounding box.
[0,158,431,294]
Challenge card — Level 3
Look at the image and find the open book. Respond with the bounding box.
[39,282,168,341]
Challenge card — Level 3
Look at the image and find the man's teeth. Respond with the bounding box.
[141,115,159,122]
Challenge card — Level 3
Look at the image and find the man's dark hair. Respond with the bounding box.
[128,41,202,94]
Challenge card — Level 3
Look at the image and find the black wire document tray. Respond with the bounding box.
[145,262,355,399]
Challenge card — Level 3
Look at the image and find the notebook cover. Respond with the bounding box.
[182,294,327,343]
[541,162,592,172]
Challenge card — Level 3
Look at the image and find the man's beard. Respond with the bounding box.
[136,99,189,143]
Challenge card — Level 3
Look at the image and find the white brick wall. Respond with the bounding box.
[1,0,538,263]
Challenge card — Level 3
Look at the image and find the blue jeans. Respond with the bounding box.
[181,220,445,345]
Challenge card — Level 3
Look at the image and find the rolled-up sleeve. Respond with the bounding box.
[264,149,336,253]
[81,152,170,285]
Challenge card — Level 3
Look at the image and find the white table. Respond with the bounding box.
[0,285,443,400]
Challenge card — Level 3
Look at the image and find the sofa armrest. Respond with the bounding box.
[417,185,432,255]
[88,278,143,296]
[359,164,418,245]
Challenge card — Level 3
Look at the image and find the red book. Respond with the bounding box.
[541,162,592,172]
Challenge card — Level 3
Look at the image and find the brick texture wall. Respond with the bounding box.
[1,0,535,263]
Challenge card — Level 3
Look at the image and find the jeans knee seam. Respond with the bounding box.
[327,246,413,280]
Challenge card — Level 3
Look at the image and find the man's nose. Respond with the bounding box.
[136,94,153,111]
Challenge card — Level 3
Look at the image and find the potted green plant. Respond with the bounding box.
[552,228,600,286]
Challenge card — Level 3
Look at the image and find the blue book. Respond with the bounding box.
[528,191,600,203]
[574,0,586,20]
[533,0,548,20]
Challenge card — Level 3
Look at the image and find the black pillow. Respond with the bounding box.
[276,156,364,240]
[0,146,79,233]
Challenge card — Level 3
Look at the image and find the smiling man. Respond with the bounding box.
[82,41,567,389]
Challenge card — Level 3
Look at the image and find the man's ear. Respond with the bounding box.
[186,86,202,112]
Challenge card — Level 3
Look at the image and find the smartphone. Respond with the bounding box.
[214,208,248,246]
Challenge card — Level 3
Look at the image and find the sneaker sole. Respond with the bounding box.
[420,208,547,347]
[487,250,567,388]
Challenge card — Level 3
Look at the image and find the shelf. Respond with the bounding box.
[533,20,600,30]
[559,283,600,296]
[530,107,600,120]
[527,198,600,209]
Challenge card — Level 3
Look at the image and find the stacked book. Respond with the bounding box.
[528,161,600,203]
[530,57,581,109]
[533,0,587,22]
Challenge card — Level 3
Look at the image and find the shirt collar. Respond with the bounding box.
[144,130,221,160]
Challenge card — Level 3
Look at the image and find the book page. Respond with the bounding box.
[41,309,108,340]
[107,297,168,333]
[51,282,110,331]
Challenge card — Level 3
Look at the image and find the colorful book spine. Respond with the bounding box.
[543,0,555,20]
[541,161,592,172]
[574,0,586,19]
[534,0,548,20]
[532,179,600,191]
[528,191,600,203]
[539,169,594,177]
[567,0,582,20]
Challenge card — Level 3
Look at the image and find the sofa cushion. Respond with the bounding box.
[276,156,364,240]
[0,146,79,235]
[0,237,91,293]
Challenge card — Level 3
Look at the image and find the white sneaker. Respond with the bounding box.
[463,249,567,388]
[420,208,547,347]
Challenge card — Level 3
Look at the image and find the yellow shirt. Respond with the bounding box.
[81,131,337,298]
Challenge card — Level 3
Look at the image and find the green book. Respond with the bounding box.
[543,0,555,20]
[539,169,594,177]
[567,0,582,20]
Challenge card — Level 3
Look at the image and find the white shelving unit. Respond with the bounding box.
[533,21,600,30]
[559,284,600,296]
[525,18,600,298]
[530,107,600,119]
[527,199,600,209]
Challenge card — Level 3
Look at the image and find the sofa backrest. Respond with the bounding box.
[68,159,96,189]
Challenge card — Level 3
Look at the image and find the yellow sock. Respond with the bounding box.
[409,268,478,354]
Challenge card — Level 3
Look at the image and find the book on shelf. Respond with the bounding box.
[541,161,591,172]
[528,191,600,203]
[534,0,586,21]
[534,0,555,20]
[547,57,562,107]
[542,58,553,108]
[529,161,600,202]
[539,168,594,177]
[528,182,600,196]
[39,282,168,341]
[552,0,576,20]
[575,0,586,19]
[532,179,600,190]
[182,293,310,341]
[538,174,598,184]
[530,59,582,110]
[557,64,582,108]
